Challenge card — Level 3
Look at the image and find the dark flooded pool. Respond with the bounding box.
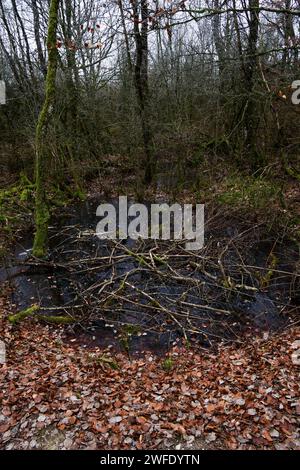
[1,197,299,354]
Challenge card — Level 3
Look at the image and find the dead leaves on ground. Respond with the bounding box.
[0,309,299,450]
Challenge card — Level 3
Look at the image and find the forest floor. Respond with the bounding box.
[0,289,299,450]
[0,158,299,450]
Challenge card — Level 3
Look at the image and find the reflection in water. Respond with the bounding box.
[0,197,298,354]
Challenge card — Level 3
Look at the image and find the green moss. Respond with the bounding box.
[96,355,119,370]
[37,315,75,324]
[32,198,50,258]
[8,304,76,325]
[153,254,167,266]
[8,305,76,325]
[20,188,32,202]
[217,175,280,209]
[119,325,141,352]
[162,357,174,372]
[8,304,40,324]
[49,186,70,207]
[33,0,60,259]
[119,333,130,353]
[259,252,278,288]
[122,324,141,335]
[0,174,34,220]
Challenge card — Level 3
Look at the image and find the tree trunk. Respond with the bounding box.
[244,0,260,164]
[31,0,47,77]
[282,0,297,68]
[133,0,154,184]
[33,0,60,258]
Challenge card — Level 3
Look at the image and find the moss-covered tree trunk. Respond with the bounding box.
[32,0,60,258]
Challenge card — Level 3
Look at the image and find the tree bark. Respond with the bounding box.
[244,0,260,162]
[33,0,60,258]
[133,0,154,184]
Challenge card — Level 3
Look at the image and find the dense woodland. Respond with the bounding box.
[0,0,299,452]
[1,1,300,184]
[0,1,299,250]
